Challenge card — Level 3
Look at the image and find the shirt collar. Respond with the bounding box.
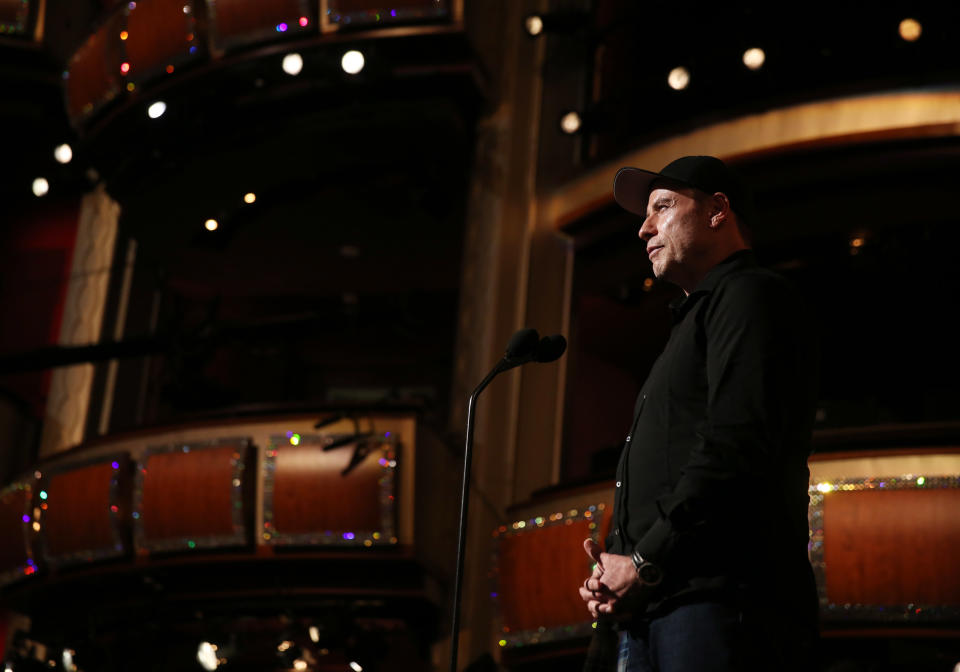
[668,248,757,321]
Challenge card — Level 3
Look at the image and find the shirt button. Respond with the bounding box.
[616,481,621,487]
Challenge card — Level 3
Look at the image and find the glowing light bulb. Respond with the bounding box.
[197,643,218,671]
[120,62,130,74]
[32,178,49,196]
[341,50,365,75]
[309,626,320,642]
[299,16,308,27]
[742,47,765,71]
[899,18,921,42]
[54,144,73,164]
[668,67,690,90]
[560,111,581,134]
[349,663,363,672]
[204,219,218,231]
[524,15,543,36]
[243,192,256,204]
[120,30,128,40]
[282,53,303,75]
[147,101,166,118]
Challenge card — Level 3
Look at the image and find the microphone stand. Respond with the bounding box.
[447,329,565,672]
[449,360,507,672]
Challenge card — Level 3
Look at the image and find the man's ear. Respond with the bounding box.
[708,192,732,229]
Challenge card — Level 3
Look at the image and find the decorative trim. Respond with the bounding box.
[0,479,37,586]
[39,455,127,569]
[133,438,250,554]
[809,474,960,622]
[261,432,398,547]
[492,504,606,648]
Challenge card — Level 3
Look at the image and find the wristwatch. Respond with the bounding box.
[631,549,663,586]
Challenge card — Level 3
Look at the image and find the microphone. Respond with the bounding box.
[498,329,567,372]
[505,327,540,359]
[535,333,567,362]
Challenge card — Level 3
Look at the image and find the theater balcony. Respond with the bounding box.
[0,409,461,671]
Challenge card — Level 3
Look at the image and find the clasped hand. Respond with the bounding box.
[578,538,641,618]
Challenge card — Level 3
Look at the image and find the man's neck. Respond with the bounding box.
[678,245,751,295]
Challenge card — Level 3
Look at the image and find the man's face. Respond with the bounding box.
[638,186,711,289]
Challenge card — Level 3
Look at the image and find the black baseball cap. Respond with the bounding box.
[613,155,754,222]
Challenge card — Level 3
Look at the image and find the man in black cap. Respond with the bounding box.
[578,156,819,671]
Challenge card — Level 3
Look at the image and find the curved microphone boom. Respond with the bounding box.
[448,327,566,672]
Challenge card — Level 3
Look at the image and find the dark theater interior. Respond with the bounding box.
[1,1,959,671]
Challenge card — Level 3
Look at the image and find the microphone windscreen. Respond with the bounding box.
[535,334,567,362]
[505,327,540,358]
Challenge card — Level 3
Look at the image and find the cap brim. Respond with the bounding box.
[613,167,661,216]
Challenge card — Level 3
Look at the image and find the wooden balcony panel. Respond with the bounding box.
[808,451,960,624]
[135,439,252,553]
[41,457,130,567]
[323,0,450,31]
[823,487,960,607]
[206,0,312,52]
[66,13,123,121]
[0,0,31,28]
[495,504,611,646]
[0,482,35,584]
[264,435,397,547]
[124,0,201,83]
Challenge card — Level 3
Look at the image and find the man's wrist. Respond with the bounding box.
[630,550,663,586]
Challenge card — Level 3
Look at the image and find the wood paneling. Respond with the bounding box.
[139,444,241,543]
[66,13,122,121]
[208,0,310,50]
[125,0,197,81]
[823,488,960,606]
[0,485,30,574]
[43,461,123,559]
[0,0,29,26]
[497,518,596,632]
[271,443,383,535]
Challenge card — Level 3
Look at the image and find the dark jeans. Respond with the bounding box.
[617,600,818,672]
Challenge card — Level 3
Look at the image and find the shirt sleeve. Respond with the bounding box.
[632,271,815,570]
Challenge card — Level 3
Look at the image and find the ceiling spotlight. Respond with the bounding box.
[667,66,690,91]
[204,219,218,231]
[54,143,73,164]
[147,101,167,119]
[559,111,582,134]
[282,52,303,76]
[524,15,544,36]
[899,18,921,42]
[742,47,765,71]
[349,663,363,672]
[243,192,256,204]
[32,177,49,197]
[197,642,219,671]
[341,50,365,75]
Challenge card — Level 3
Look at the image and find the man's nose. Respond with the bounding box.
[638,218,653,241]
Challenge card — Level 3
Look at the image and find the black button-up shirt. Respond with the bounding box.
[606,250,819,620]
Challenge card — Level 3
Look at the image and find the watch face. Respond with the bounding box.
[639,563,663,586]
